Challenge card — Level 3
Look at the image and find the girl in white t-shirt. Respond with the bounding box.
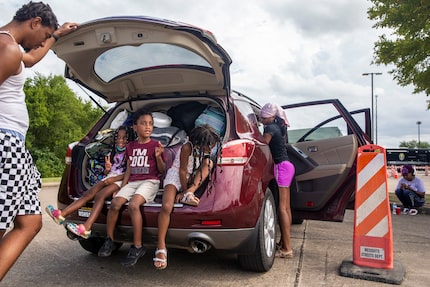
[154,124,221,270]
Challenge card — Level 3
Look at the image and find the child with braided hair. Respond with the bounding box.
[45,125,133,239]
[154,124,221,270]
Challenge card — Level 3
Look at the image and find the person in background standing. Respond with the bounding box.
[260,103,295,259]
[0,1,77,280]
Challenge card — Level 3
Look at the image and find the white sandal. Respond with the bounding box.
[153,248,167,270]
[180,192,199,206]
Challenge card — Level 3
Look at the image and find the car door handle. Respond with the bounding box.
[307,146,318,152]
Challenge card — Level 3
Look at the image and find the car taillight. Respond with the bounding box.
[65,142,78,165]
[220,139,255,166]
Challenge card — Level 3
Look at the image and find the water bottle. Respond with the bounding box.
[392,203,397,214]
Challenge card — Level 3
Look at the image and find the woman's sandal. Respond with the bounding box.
[66,222,91,239]
[276,249,293,259]
[180,192,199,206]
[153,248,168,270]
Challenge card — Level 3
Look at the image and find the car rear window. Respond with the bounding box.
[94,43,212,82]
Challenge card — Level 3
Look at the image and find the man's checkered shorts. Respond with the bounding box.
[0,132,41,230]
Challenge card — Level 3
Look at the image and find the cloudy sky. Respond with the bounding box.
[1,0,429,148]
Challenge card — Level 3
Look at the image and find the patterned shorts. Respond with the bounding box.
[0,132,41,230]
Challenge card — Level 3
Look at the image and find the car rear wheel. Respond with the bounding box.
[238,190,277,272]
[78,237,123,254]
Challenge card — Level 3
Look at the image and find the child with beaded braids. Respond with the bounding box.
[46,125,133,239]
[154,124,222,270]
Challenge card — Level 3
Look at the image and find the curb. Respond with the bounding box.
[41,182,60,188]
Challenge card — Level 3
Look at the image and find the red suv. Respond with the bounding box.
[53,16,371,272]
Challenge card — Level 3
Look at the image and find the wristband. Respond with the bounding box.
[52,34,59,42]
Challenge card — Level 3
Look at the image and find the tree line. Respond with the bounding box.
[25,74,103,177]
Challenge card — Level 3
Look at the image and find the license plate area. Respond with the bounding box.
[78,207,92,218]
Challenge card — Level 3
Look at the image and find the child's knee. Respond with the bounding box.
[110,198,124,211]
[161,202,174,214]
[128,201,141,213]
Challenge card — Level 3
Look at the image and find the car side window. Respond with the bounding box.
[234,100,261,136]
[285,103,349,143]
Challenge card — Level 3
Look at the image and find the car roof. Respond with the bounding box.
[52,16,232,103]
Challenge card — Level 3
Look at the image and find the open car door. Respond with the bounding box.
[282,99,371,222]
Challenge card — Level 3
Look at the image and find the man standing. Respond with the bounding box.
[0,1,77,280]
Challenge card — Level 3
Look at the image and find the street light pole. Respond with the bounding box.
[417,121,422,147]
[362,72,382,143]
[375,94,378,145]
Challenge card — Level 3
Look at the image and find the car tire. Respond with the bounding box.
[238,190,277,272]
[78,237,123,254]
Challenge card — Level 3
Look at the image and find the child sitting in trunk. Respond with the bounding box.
[45,125,132,238]
[154,124,221,270]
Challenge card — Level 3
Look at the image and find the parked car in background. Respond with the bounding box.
[52,16,371,272]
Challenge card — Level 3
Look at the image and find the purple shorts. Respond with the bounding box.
[274,160,295,187]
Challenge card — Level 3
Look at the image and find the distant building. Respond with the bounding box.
[386,148,430,166]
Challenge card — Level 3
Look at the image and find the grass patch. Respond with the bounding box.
[42,177,61,183]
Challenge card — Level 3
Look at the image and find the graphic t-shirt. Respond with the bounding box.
[109,152,127,176]
[126,139,164,182]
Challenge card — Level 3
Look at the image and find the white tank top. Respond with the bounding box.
[0,31,29,136]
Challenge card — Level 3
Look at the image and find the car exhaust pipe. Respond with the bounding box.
[190,239,211,253]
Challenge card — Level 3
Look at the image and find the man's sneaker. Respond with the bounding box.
[409,208,418,216]
[98,237,115,257]
[45,205,65,225]
[121,245,146,267]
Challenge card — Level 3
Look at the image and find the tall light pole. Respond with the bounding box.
[362,72,382,143]
[375,94,378,145]
[417,121,422,147]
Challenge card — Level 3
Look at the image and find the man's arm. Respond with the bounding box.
[22,22,78,67]
[0,36,22,85]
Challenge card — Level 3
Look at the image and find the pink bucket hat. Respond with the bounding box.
[260,103,290,127]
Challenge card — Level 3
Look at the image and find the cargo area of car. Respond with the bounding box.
[78,97,227,205]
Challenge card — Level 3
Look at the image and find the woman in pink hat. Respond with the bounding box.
[260,103,295,258]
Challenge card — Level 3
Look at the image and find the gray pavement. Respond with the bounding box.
[39,174,429,286]
[290,173,430,286]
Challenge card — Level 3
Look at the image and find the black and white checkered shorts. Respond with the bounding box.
[0,131,41,229]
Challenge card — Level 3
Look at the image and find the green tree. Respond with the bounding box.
[24,74,104,177]
[368,0,430,106]
[399,140,430,148]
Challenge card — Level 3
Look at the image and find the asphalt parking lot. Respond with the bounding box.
[3,174,427,286]
[292,174,430,287]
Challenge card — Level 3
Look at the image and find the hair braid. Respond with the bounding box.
[188,124,222,193]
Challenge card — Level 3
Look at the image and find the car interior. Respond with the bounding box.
[79,97,227,204]
[289,135,358,210]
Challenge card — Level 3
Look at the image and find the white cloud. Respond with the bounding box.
[1,0,429,147]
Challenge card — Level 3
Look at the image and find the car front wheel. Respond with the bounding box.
[238,190,277,272]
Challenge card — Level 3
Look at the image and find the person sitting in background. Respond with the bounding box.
[395,164,426,216]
